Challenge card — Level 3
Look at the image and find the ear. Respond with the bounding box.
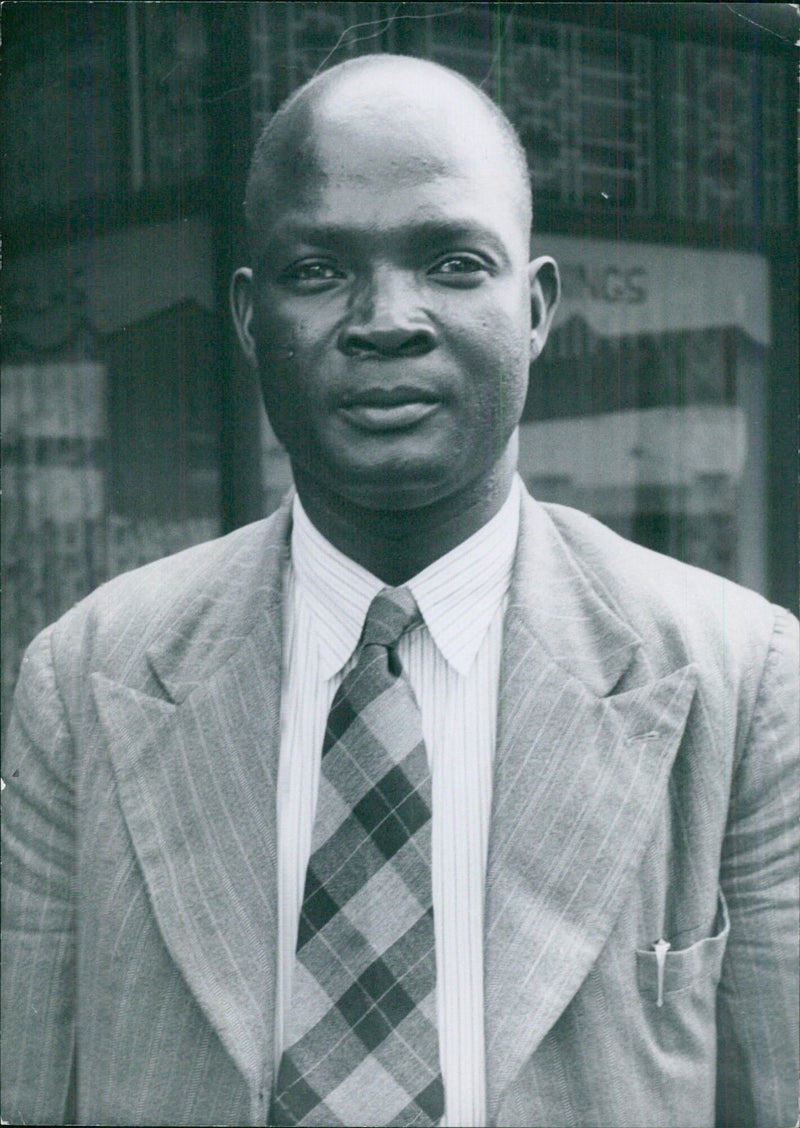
[230,267,258,367]
[528,255,561,361]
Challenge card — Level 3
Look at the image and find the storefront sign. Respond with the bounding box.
[540,235,770,344]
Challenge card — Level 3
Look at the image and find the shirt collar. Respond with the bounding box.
[291,475,521,680]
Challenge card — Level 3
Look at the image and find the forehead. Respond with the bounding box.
[264,70,526,240]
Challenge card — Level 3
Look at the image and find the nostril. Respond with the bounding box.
[340,332,381,358]
[398,331,435,357]
[339,325,436,358]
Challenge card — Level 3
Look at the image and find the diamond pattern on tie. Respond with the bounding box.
[271,587,445,1127]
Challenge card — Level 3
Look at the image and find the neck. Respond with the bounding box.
[293,449,517,586]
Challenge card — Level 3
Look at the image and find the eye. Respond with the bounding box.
[278,259,346,290]
[428,254,491,285]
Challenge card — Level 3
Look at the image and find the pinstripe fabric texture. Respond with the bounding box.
[271,588,444,1126]
[278,485,518,1127]
[2,486,797,1127]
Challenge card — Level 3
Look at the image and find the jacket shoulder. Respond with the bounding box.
[36,505,291,693]
[538,499,794,676]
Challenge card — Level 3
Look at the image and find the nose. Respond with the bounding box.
[338,268,436,358]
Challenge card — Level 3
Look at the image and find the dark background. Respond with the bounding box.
[2,2,798,726]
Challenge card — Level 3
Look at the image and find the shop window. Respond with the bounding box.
[520,237,769,593]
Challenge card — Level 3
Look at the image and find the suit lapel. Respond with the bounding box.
[484,496,698,1121]
[88,487,698,1119]
[91,508,291,1098]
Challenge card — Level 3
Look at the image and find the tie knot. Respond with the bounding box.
[361,587,421,649]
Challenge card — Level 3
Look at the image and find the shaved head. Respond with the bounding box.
[244,54,532,258]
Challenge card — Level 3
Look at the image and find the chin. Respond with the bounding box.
[334,461,474,513]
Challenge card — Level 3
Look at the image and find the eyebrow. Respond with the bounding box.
[263,217,512,267]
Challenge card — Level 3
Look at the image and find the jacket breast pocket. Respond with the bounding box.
[636,888,730,1002]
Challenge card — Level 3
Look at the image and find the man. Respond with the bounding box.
[2,54,797,1128]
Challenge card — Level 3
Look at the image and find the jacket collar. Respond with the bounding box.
[484,492,698,1122]
[93,488,697,1122]
[146,499,293,703]
[92,499,293,1115]
[506,491,643,696]
[145,486,637,704]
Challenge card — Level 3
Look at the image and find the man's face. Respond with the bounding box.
[235,77,554,512]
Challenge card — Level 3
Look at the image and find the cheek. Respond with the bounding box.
[253,303,341,406]
[251,318,305,439]
[465,304,530,414]
[496,292,532,404]
[253,303,302,364]
[253,308,317,406]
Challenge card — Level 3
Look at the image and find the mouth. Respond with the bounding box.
[337,387,441,432]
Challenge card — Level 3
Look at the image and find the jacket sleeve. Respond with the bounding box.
[1,626,77,1126]
[716,605,800,1128]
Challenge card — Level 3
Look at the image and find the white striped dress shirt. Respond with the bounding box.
[277,477,521,1128]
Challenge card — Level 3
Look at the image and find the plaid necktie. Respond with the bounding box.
[270,587,445,1127]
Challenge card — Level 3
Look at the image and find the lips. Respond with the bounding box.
[338,386,441,432]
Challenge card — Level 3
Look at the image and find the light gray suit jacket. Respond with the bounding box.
[2,488,798,1127]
